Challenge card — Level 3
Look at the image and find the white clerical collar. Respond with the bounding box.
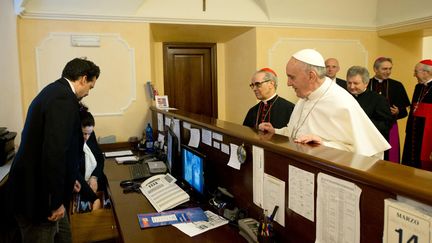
[262,93,277,104]
[374,77,384,83]
[64,78,76,94]
[306,77,332,101]
[424,79,432,86]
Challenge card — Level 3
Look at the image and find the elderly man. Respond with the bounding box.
[402,59,432,171]
[243,68,294,129]
[368,57,410,162]
[346,66,393,139]
[259,49,390,157]
[325,58,347,89]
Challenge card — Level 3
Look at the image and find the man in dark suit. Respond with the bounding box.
[6,58,100,243]
[368,57,410,163]
[325,58,347,89]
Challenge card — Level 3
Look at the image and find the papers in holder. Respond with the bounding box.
[104,150,133,158]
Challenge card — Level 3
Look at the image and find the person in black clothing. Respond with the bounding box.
[347,66,393,140]
[73,104,108,212]
[368,57,410,162]
[243,68,294,129]
[6,57,100,243]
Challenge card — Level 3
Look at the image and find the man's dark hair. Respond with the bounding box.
[62,57,100,81]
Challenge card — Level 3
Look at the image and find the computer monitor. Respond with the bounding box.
[166,127,179,177]
[181,145,205,195]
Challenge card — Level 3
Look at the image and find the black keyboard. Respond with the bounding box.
[129,163,151,180]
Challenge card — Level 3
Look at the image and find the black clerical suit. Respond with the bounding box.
[76,132,107,204]
[7,78,83,222]
[336,78,347,90]
[402,81,432,170]
[368,78,410,120]
[352,90,393,139]
[243,95,294,129]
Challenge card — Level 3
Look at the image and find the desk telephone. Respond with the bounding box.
[238,218,259,243]
[140,173,189,212]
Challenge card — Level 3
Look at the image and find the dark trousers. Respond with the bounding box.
[15,214,71,243]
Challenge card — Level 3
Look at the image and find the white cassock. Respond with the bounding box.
[276,77,391,158]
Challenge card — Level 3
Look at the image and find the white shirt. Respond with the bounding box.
[64,77,76,94]
[276,77,390,157]
[83,142,97,181]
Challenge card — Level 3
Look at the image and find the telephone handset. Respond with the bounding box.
[238,218,259,243]
[140,173,189,212]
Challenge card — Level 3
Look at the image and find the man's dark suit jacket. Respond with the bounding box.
[368,78,411,120]
[7,78,83,222]
[336,78,347,89]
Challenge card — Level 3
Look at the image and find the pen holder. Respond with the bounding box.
[257,218,275,243]
[258,235,275,243]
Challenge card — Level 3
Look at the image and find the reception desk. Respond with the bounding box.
[147,107,432,243]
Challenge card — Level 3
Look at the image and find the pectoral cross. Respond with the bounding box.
[203,0,206,11]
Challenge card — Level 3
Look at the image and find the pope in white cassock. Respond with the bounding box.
[259,49,390,158]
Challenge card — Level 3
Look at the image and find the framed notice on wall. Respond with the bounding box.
[383,198,432,243]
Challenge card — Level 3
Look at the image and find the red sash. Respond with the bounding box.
[413,102,432,170]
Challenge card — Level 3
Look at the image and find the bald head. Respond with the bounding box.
[325,58,340,79]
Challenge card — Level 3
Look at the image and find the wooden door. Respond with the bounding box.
[163,43,217,118]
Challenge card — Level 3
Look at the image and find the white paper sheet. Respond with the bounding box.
[188,128,200,148]
[104,150,133,157]
[114,156,138,164]
[316,173,361,243]
[201,128,212,146]
[227,144,241,170]
[263,173,285,226]
[157,113,164,132]
[165,116,171,127]
[0,161,12,182]
[213,141,220,149]
[173,210,229,237]
[173,119,181,152]
[288,165,315,222]
[212,132,223,141]
[221,143,230,155]
[157,133,165,149]
[183,122,191,130]
[252,146,264,208]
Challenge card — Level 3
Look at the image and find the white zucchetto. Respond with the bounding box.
[292,49,325,67]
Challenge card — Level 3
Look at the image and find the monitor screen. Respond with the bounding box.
[181,145,205,195]
[166,128,179,176]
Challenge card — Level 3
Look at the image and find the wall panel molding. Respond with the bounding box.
[35,32,136,116]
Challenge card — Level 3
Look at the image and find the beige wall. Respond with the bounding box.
[376,33,423,151]
[16,18,424,147]
[0,0,23,143]
[17,19,153,142]
[224,28,257,124]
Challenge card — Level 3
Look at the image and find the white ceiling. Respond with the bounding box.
[14,0,432,33]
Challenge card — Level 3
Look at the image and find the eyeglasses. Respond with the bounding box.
[249,79,271,89]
